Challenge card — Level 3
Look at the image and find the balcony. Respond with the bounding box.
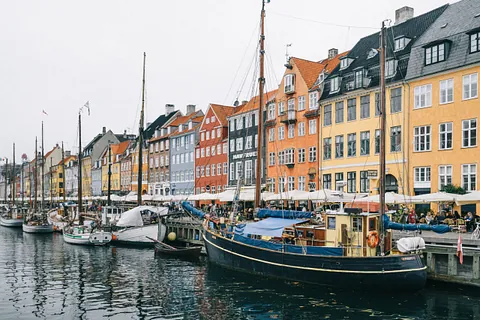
[284,84,295,95]
[280,110,297,124]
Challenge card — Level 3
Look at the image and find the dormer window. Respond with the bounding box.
[470,31,480,53]
[330,77,340,93]
[318,72,325,84]
[425,42,447,65]
[354,70,363,88]
[340,57,353,70]
[385,59,398,78]
[367,49,378,59]
[178,125,183,133]
[188,121,193,130]
[394,36,410,51]
[284,74,295,93]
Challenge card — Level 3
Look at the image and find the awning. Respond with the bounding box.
[235,217,307,237]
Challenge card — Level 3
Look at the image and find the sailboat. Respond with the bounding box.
[182,2,429,292]
[0,144,24,227]
[63,103,112,245]
[111,53,169,247]
[23,126,54,233]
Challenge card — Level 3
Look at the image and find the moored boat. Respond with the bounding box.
[0,209,24,228]
[22,217,54,233]
[63,225,112,245]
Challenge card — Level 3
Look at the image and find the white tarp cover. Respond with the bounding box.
[116,206,169,227]
[396,237,426,253]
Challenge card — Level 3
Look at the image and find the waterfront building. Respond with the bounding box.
[319,5,447,195]
[41,145,62,198]
[194,103,235,195]
[100,141,130,195]
[119,146,132,194]
[169,107,204,196]
[64,156,78,197]
[146,105,182,195]
[266,51,345,194]
[227,91,276,189]
[405,0,480,213]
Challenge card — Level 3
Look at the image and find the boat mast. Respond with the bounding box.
[107,144,112,207]
[379,21,386,255]
[3,158,7,205]
[34,137,38,212]
[41,121,45,211]
[137,52,146,206]
[78,112,83,218]
[62,141,66,203]
[254,0,266,209]
[12,143,15,207]
[50,157,53,208]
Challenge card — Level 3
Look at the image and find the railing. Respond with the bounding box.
[280,110,297,123]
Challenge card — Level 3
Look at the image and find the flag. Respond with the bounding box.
[84,101,90,115]
[457,234,463,264]
[42,110,48,116]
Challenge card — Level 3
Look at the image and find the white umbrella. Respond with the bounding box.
[142,194,154,201]
[307,189,367,202]
[455,191,480,205]
[363,192,413,204]
[187,193,218,201]
[410,192,457,203]
[265,190,311,201]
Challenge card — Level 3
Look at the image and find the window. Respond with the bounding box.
[327,217,336,230]
[217,144,221,155]
[360,171,370,193]
[353,217,363,232]
[236,137,243,151]
[298,122,305,136]
[414,84,432,109]
[298,148,306,163]
[394,37,408,51]
[462,119,477,147]
[385,60,397,78]
[335,101,344,123]
[206,131,210,140]
[414,167,431,184]
[439,122,453,150]
[323,174,332,190]
[255,134,258,148]
[284,74,295,93]
[246,136,253,149]
[309,92,318,110]
[308,119,317,135]
[298,96,306,111]
[323,138,332,160]
[375,92,380,116]
[269,128,275,142]
[390,88,402,113]
[206,166,210,177]
[308,147,317,162]
[414,125,431,152]
[195,149,200,159]
[206,117,210,124]
[354,70,363,88]
[390,126,402,152]
[278,126,285,140]
[267,103,275,120]
[335,173,344,191]
[217,128,221,138]
[269,152,276,166]
[340,58,350,69]
[230,139,235,153]
[375,129,380,154]
[223,143,228,154]
[278,101,285,115]
[224,162,228,175]
[425,43,445,65]
[462,164,477,191]
[278,151,284,165]
[285,148,295,164]
[438,165,452,190]
[360,96,370,119]
[347,133,356,157]
[298,176,306,191]
[335,135,344,158]
[440,79,454,104]
[323,105,332,126]
[463,73,478,100]
[236,117,243,130]
[471,32,480,53]
[331,77,339,93]
[206,147,210,157]
[246,114,253,128]
[360,131,370,156]
[288,124,295,138]
[347,98,356,121]
[245,161,253,184]
[230,120,235,132]
[236,162,243,180]
[211,129,216,140]
[347,172,356,193]
[287,176,295,191]
[217,163,222,176]
[269,178,276,193]
[278,177,285,193]
[200,166,205,177]
[211,164,215,176]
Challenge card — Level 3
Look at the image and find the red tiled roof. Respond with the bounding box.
[231,89,278,116]
[210,104,236,126]
[44,146,59,159]
[167,111,201,127]
[170,121,203,137]
[57,155,77,165]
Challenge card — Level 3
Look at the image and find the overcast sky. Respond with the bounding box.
[0,0,451,162]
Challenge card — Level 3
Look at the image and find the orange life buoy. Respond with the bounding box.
[367,231,379,248]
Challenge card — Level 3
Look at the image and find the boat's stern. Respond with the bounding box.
[89,231,112,245]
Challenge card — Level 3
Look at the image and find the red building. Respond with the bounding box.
[195,104,235,195]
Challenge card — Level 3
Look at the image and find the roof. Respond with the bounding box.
[169,119,204,137]
[83,134,103,153]
[143,110,181,141]
[321,4,448,99]
[230,89,278,116]
[406,0,480,80]
[57,155,77,165]
[111,141,130,156]
[44,146,59,159]
[210,104,236,126]
[167,110,202,127]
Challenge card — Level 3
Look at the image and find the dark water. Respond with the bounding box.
[1,228,479,320]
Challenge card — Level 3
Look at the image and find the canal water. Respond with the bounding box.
[0,227,479,320]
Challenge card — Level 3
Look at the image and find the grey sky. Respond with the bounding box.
[0,0,450,162]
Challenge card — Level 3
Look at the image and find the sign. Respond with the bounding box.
[232,152,256,160]
[367,170,378,178]
[308,167,317,175]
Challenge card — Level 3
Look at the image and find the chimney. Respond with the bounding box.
[242,100,248,105]
[65,151,71,157]
[186,104,196,116]
[102,127,106,134]
[146,122,152,129]
[123,130,127,138]
[328,48,338,59]
[395,6,414,25]
[165,104,175,115]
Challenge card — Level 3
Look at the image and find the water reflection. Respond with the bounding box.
[0,227,479,320]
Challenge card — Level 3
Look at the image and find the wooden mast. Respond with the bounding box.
[254,0,266,209]
[137,52,146,206]
[50,158,53,208]
[78,112,83,218]
[379,21,386,255]
[12,143,15,207]
[34,137,38,212]
[3,158,7,204]
[41,121,45,211]
[62,141,66,203]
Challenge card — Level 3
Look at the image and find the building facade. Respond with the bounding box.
[64,156,78,196]
[101,141,129,195]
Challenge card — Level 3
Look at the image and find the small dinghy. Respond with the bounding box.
[147,236,202,259]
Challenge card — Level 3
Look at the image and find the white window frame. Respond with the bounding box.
[278,101,285,115]
[414,125,432,152]
[440,79,454,104]
[288,124,294,139]
[414,84,432,109]
[309,91,318,110]
[267,103,276,120]
[462,119,477,148]
[298,122,305,136]
[414,166,431,188]
[269,152,276,166]
[462,164,477,191]
[308,119,317,135]
[245,136,253,149]
[463,73,478,100]
[298,176,306,191]
[269,128,275,142]
[284,74,295,93]
[236,138,243,151]
[298,148,305,163]
[308,146,317,162]
[439,122,453,150]
[438,165,452,190]
[230,139,235,153]
[330,77,340,93]
[298,96,306,111]
[278,126,285,140]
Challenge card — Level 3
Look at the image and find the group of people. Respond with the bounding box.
[406,209,478,232]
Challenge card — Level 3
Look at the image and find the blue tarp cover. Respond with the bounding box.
[182,201,205,219]
[257,209,312,219]
[383,215,450,234]
[235,217,307,237]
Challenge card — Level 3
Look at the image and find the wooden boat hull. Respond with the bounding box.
[112,224,166,248]
[63,230,112,246]
[0,216,23,227]
[203,229,427,292]
[154,244,202,259]
[22,223,54,233]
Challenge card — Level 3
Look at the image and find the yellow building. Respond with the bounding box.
[101,141,130,194]
[404,0,479,214]
[131,145,149,194]
[81,156,92,196]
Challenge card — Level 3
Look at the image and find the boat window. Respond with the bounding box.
[327,217,336,230]
[353,217,362,232]
[306,231,314,238]
[369,218,376,231]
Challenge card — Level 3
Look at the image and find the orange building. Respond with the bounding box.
[194,104,235,195]
[266,49,347,193]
